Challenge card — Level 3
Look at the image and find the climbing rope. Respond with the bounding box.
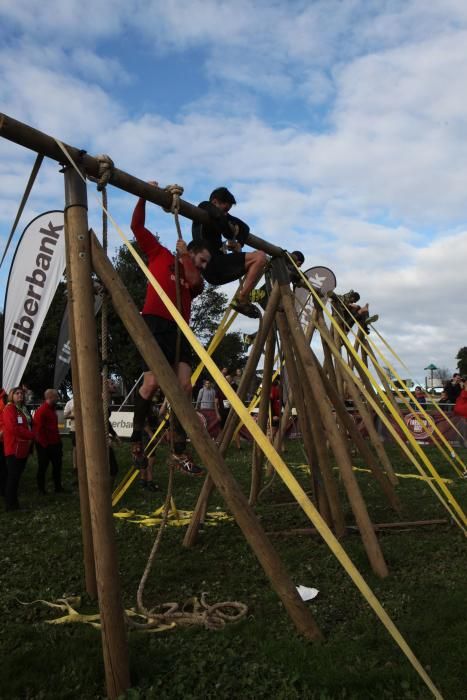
[101,187,110,437]
[164,183,184,240]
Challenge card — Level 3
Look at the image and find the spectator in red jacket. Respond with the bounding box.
[0,388,8,498]
[3,387,34,511]
[453,380,467,419]
[33,388,64,494]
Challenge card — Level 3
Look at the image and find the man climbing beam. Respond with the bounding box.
[192,187,267,319]
[129,181,211,476]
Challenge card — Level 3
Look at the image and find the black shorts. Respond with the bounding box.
[203,252,246,286]
[142,315,192,370]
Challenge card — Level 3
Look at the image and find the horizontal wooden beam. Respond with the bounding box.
[0,112,284,257]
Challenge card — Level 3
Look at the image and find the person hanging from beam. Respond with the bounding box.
[191,187,267,319]
[129,181,212,476]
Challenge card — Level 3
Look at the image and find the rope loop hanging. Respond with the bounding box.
[164,183,184,240]
[87,153,115,191]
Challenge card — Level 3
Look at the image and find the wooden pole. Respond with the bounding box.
[64,238,97,599]
[0,112,282,258]
[64,168,130,698]
[249,327,275,505]
[277,276,389,578]
[183,283,282,547]
[317,318,399,488]
[276,312,338,528]
[90,235,323,641]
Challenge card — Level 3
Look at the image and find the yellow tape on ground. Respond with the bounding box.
[56,140,443,699]
[113,505,232,528]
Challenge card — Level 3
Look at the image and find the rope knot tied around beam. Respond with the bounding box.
[164,183,185,240]
[89,154,115,191]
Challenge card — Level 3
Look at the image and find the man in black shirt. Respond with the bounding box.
[192,187,266,318]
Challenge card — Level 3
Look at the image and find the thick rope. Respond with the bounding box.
[128,466,247,631]
[100,187,110,438]
[88,153,115,191]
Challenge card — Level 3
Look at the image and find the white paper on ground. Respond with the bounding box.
[296,585,319,601]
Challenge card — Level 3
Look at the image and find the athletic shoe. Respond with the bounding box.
[230,298,262,319]
[132,442,148,469]
[169,453,204,477]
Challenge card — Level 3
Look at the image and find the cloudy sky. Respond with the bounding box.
[1,0,467,384]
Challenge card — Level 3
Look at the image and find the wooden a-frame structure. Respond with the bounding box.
[0,113,438,699]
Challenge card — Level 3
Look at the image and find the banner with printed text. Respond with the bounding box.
[3,211,65,390]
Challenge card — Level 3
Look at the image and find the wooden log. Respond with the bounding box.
[278,278,389,578]
[276,311,342,528]
[64,229,97,600]
[249,327,275,505]
[64,168,129,699]
[0,112,282,258]
[90,236,323,641]
[183,283,282,547]
[317,317,399,487]
[290,355,347,537]
[268,310,318,473]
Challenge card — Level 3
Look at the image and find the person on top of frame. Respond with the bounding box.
[192,187,267,319]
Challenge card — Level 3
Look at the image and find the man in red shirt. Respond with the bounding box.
[130,182,211,476]
[33,388,64,494]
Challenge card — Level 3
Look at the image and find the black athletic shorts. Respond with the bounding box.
[142,315,192,370]
[203,252,246,286]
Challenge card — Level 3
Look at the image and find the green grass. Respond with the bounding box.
[0,438,466,699]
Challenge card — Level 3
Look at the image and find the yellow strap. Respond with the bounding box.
[56,140,443,699]
[289,256,466,531]
[368,325,466,475]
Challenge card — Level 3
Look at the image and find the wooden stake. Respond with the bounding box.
[90,236,323,641]
[183,284,282,547]
[64,169,130,699]
[249,327,275,505]
[64,239,97,599]
[317,317,399,488]
[278,278,389,578]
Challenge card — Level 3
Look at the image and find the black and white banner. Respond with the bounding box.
[53,286,104,389]
[3,211,66,390]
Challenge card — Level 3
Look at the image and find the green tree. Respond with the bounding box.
[106,242,241,388]
[456,347,467,376]
[212,331,247,371]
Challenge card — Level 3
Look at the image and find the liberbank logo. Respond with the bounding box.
[3,210,66,391]
[7,220,63,357]
[404,412,435,441]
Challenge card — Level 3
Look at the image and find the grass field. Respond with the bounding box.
[0,437,466,700]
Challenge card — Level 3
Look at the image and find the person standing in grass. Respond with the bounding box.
[33,389,65,494]
[3,387,34,511]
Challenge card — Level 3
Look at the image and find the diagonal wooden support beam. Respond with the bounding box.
[89,232,323,642]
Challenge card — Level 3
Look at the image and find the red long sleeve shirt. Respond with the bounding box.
[453,389,467,419]
[33,401,61,448]
[131,198,203,322]
[3,403,35,457]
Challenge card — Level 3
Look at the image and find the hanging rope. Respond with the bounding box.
[164,183,184,240]
[100,186,110,442]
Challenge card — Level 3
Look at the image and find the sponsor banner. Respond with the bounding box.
[3,211,65,390]
[109,411,134,438]
[295,266,337,327]
[53,287,104,389]
[375,410,466,444]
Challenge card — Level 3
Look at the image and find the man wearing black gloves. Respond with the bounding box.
[192,187,267,318]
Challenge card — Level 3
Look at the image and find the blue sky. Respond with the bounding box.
[1,0,467,382]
